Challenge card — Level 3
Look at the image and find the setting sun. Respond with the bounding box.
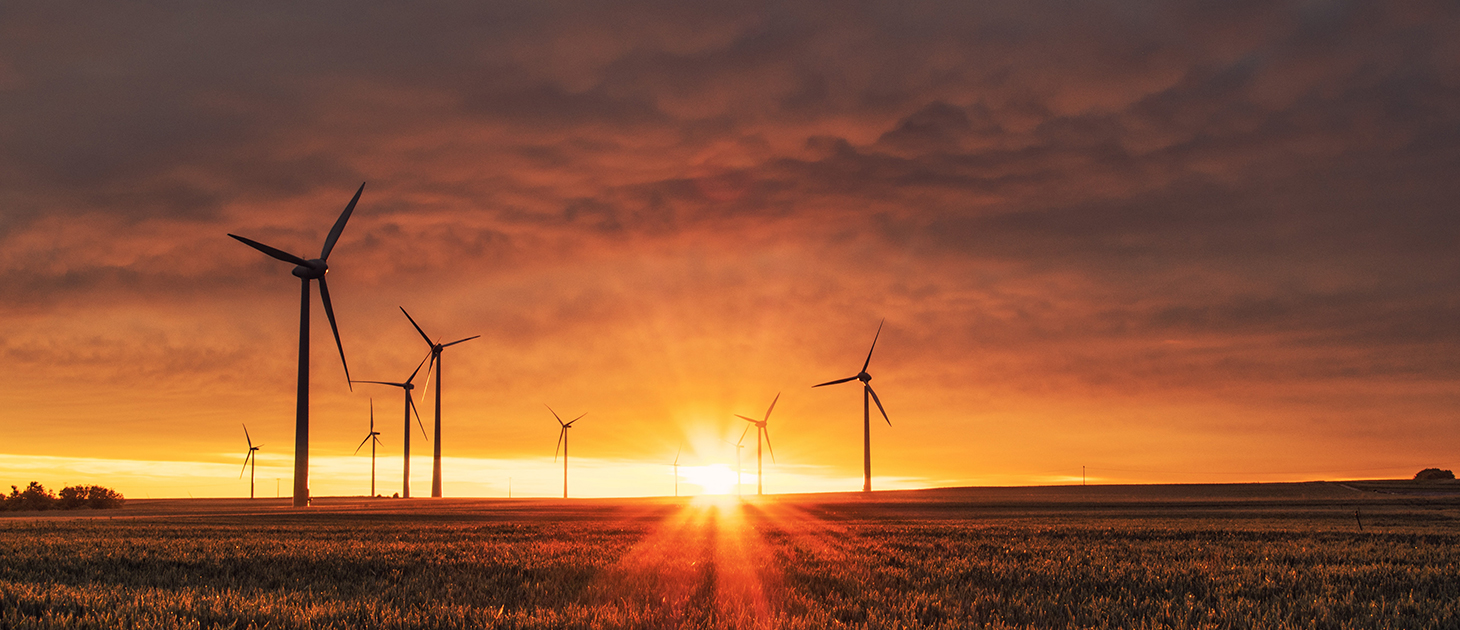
[678,464,743,496]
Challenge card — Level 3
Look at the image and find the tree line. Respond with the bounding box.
[4,482,125,511]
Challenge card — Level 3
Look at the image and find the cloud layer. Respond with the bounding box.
[2,0,1458,494]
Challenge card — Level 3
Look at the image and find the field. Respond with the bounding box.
[3,482,1459,629]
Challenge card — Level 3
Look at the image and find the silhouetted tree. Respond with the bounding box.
[1414,468,1455,481]
[5,482,56,511]
[82,485,125,509]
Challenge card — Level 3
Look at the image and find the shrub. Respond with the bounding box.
[1414,468,1456,481]
[5,482,124,511]
[5,481,56,511]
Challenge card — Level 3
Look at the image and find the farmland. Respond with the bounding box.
[2,482,1458,629]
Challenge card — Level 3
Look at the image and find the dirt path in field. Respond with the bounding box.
[584,499,786,628]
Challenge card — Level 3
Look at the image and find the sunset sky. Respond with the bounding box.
[2,1,1458,499]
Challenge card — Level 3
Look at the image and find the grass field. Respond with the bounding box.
[3,482,1458,629]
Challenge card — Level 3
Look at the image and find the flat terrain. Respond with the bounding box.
[3,482,1458,628]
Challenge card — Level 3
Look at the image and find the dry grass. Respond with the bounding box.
[2,483,1457,629]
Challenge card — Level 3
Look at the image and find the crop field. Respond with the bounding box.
[2,482,1459,629]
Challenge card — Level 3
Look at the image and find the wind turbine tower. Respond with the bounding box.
[401,307,479,498]
[736,392,779,496]
[229,183,362,507]
[549,406,585,499]
[813,320,892,493]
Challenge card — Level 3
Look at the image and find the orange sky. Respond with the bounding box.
[2,1,1458,498]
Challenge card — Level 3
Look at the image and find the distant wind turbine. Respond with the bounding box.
[240,424,262,499]
[354,353,431,498]
[736,392,779,496]
[673,444,682,498]
[813,319,891,493]
[229,183,362,507]
[401,307,479,498]
[549,406,585,499]
[353,399,384,497]
[722,437,746,497]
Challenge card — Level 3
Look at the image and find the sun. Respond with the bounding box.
[679,464,740,495]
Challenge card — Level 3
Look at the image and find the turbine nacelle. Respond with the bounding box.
[291,259,328,279]
[858,371,871,383]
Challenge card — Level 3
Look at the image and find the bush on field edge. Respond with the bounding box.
[1413,468,1456,481]
[4,481,125,511]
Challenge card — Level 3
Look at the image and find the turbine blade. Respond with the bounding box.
[814,375,859,387]
[868,384,890,425]
[240,451,252,478]
[318,276,351,388]
[407,394,429,439]
[228,234,310,266]
[554,428,565,462]
[321,182,364,261]
[736,414,757,423]
[765,392,780,422]
[568,412,587,426]
[353,434,372,455]
[546,405,564,425]
[354,380,407,387]
[243,423,253,448]
[861,319,884,373]
[406,351,430,384]
[400,307,433,346]
[442,335,480,348]
[418,352,436,401]
[369,398,374,431]
[674,444,682,466]
[764,427,775,463]
[738,423,751,446]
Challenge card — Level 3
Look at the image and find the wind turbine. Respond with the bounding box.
[673,444,682,498]
[229,183,362,507]
[736,392,779,496]
[353,399,384,497]
[240,424,262,499]
[401,307,479,498]
[353,353,431,498]
[813,319,891,493]
[549,406,585,499]
[722,437,746,497]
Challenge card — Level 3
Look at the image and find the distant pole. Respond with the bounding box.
[508,477,512,499]
[1083,466,1086,486]
[674,462,679,497]
[276,479,280,498]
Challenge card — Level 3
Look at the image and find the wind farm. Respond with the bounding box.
[6,2,1460,628]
